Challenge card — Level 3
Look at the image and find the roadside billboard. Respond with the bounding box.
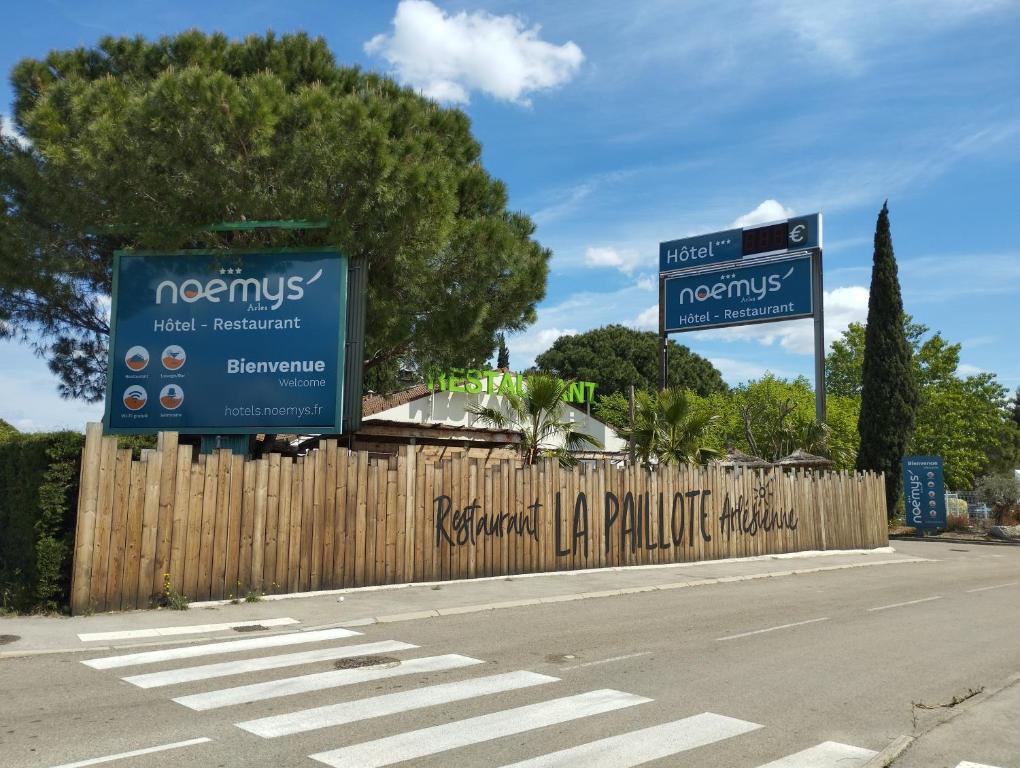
[104,248,347,434]
[663,253,814,333]
[902,455,947,530]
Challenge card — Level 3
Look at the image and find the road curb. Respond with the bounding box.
[890,535,1020,547]
[325,556,933,631]
[863,735,914,767]
[186,546,902,608]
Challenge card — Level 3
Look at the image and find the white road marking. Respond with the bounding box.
[237,670,558,738]
[559,651,652,671]
[868,596,943,612]
[717,617,829,641]
[81,627,361,669]
[496,712,762,767]
[49,736,211,767]
[752,741,877,767]
[965,582,1017,593]
[308,689,650,768]
[122,640,417,688]
[77,618,299,642]
[956,762,1005,767]
[173,654,483,711]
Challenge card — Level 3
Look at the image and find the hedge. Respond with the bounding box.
[0,431,84,613]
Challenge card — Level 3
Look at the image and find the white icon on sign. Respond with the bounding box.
[790,223,807,243]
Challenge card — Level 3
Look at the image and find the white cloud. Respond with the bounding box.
[507,326,579,368]
[630,304,658,331]
[709,357,793,384]
[732,199,795,228]
[584,245,644,274]
[1,115,30,148]
[957,363,987,377]
[635,274,656,291]
[691,285,870,355]
[771,0,1013,71]
[365,0,584,105]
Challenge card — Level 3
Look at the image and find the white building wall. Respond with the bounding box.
[366,390,627,452]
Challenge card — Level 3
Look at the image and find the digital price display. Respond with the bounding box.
[742,222,789,256]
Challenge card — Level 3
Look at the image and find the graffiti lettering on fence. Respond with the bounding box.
[600,490,713,555]
[435,488,756,557]
[434,495,540,546]
[718,477,798,537]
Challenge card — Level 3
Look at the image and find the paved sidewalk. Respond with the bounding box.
[892,672,1020,767]
[0,546,931,657]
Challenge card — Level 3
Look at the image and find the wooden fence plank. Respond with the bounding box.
[169,444,192,595]
[287,458,304,593]
[152,431,179,598]
[209,450,231,600]
[239,460,256,593]
[224,453,244,599]
[104,449,133,612]
[121,460,146,610]
[275,457,293,590]
[336,446,352,583]
[182,461,204,602]
[194,452,217,602]
[70,423,104,614]
[264,453,282,593]
[136,449,163,606]
[310,446,326,590]
[252,458,269,591]
[299,455,315,591]
[88,436,118,612]
[322,441,337,589]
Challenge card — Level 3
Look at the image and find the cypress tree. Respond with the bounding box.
[856,202,919,517]
[496,333,510,369]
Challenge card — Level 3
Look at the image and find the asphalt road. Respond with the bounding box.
[2,540,1018,768]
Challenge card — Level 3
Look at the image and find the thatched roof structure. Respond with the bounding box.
[715,448,772,469]
[775,448,834,470]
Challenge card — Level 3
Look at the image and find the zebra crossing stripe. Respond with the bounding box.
[308,689,651,768]
[496,712,763,767]
[173,654,484,711]
[77,618,299,641]
[956,763,1005,768]
[237,670,559,738]
[753,741,877,767]
[48,737,211,767]
[121,640,418,688]
[81,627,361,670]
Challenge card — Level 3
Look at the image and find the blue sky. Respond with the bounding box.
[2,0,1019,430]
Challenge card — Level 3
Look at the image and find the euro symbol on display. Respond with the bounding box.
[790,223,807,243]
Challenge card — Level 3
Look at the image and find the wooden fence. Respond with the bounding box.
[70,423,888,614]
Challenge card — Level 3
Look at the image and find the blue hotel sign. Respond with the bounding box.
[659,213,821,273]
[902,455,946,530]
[663,253,814,333]
[104,248,347,434]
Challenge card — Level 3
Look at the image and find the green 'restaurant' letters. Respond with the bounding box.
[426,368,596,404]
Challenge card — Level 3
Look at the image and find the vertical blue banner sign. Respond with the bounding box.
[104,248,347,434]
[902,455,946,530]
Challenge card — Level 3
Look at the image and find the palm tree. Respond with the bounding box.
[467,374,601,466]
[621,387,720,466]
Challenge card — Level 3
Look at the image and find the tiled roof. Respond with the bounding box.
[361,384,432,417]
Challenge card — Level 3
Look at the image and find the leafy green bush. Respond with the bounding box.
[0,431,84,612]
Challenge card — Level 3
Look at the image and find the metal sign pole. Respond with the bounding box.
[658,275,667,390]
[812,248,826,423]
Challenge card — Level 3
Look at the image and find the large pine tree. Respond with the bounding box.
[856,202,919,517]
